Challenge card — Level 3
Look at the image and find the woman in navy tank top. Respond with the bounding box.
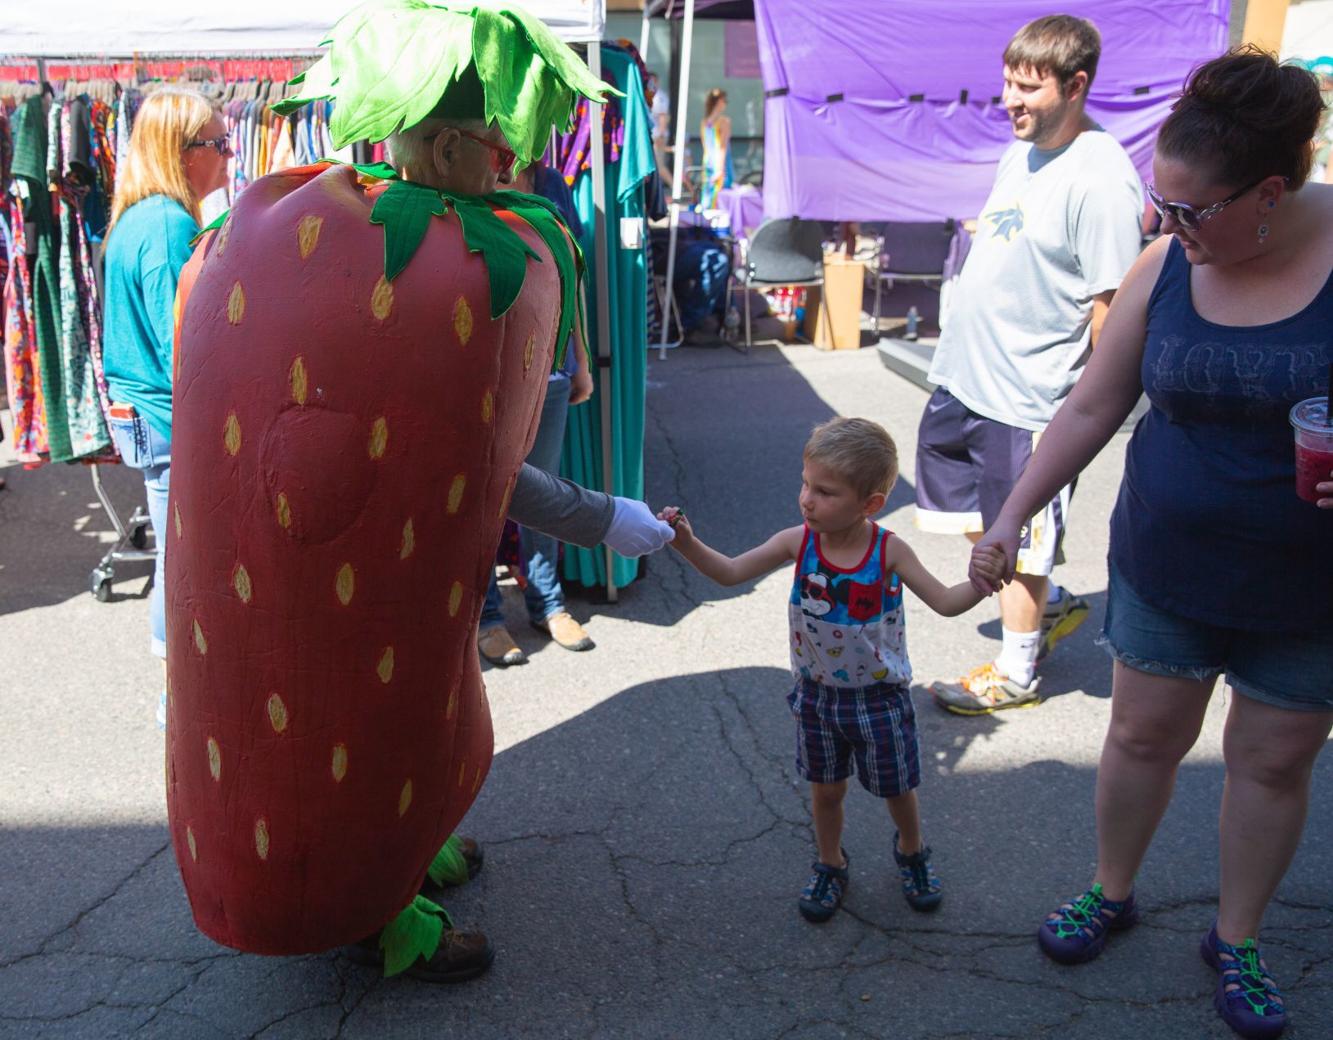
[971,50,1332,1040]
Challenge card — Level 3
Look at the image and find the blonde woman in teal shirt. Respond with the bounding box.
[103,87,230,725]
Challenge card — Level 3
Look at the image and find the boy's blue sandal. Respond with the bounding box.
[1037,883,1138,964]
[798,851,849,923]
[893,833,942,912]
[1201,926,1287,1040]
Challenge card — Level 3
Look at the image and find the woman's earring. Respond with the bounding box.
[1258,222,1270,244]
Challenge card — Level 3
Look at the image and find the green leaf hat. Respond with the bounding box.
[274,0,621,164]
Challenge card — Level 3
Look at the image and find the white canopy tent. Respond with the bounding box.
[0,1,604,53]
[1,0,628,599]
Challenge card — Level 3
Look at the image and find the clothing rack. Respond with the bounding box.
[0,55,326,600]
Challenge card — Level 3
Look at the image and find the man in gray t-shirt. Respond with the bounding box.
[917,15,1143,715]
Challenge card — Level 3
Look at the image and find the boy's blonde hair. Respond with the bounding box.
[804,417,898,499]
[110,87,218,231]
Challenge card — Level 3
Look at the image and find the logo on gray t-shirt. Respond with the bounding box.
[928,129,1143,431]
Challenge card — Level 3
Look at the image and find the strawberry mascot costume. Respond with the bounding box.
[165,0,616,982]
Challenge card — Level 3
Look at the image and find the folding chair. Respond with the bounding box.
[727,217,824,353]
[866,221,956,330]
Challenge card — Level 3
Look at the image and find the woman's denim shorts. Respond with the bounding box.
[1100,563,1333,713]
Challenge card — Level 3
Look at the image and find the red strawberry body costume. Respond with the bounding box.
[160,0,617,971]
[168,161,558,953]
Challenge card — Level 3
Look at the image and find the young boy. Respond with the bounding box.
[660,417,1004,922]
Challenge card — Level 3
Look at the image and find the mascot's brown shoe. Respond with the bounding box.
[534,611,594,651]
[405,928,494,983]
[478,626,526,666]
[348,927,495,984]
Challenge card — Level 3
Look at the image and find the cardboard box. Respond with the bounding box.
[813,256,866,350]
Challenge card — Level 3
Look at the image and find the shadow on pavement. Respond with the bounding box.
[0,457,155,617]
[4,666,1329,1038]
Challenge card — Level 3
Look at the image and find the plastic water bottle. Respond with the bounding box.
[905,305,920,341]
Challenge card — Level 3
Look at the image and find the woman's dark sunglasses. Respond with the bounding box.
[1145,178,1265,231]
[433,126,518,176]
[187,134,233,157]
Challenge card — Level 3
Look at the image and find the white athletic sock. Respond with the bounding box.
[996,628,1040,687]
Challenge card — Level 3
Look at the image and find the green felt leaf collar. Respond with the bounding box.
[187,162,586,375]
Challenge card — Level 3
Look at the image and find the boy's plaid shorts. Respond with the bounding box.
[786,678,920,798]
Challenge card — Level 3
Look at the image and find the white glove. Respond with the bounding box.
[604,497,676,558]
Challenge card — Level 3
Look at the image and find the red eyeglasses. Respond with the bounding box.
[434,126,517,176]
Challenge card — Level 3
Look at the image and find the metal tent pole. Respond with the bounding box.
[657,0,695,361]
[587,42,619,603]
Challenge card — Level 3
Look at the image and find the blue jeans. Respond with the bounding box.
[108,413,170,660]
[481,376,570,628]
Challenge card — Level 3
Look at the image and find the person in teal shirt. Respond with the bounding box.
[103,86,231,725]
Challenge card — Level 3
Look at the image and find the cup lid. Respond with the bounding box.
[1290,397,1331,432]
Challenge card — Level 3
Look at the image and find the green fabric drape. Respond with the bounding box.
[559,47,652,591]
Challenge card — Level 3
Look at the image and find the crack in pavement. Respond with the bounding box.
[0,839,172,971]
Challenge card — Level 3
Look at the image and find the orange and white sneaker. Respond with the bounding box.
[930,662,1041,716]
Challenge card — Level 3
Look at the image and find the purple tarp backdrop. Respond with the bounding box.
[755,0,1230,222]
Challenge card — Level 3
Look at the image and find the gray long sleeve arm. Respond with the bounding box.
[510,463,614,548]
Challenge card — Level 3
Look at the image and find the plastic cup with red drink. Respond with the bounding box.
[1290,397,1333,504]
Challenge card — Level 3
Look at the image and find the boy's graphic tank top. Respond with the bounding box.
[788,524,910,688]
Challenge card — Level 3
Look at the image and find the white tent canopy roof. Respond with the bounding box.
[0,0,605,56]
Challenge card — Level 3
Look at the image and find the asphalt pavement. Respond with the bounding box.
[1,343,1329,1039]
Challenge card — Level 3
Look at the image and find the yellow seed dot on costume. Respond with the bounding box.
[193,619,208,656]
[331,743,348,783]
[368,417,388,460]
[447,474,466,515]
[454,296,473,345]
[215,218,231,256]
[267,694,288,734]
[448,581,463,618]
[523,332,536,371]
[275,492,292,530]
[254,818,270,861]
[457,761,466,787]
[173,503,182,539]
[377,647,395,685]
[335,563,355,606]
[481,390,494,424]
[223,412,242,456]
[446,682,459,719]
[398,780,413,817]
[297,214,323,260]
[371,275,394,321]
[186,827,198,862]
[227,282,246,325]
[498,474,516,520]
[289,356,308,405]
[233,563,253,604]
[472,765,483,795]
[400,518,415,560]
[206,737,221,781]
